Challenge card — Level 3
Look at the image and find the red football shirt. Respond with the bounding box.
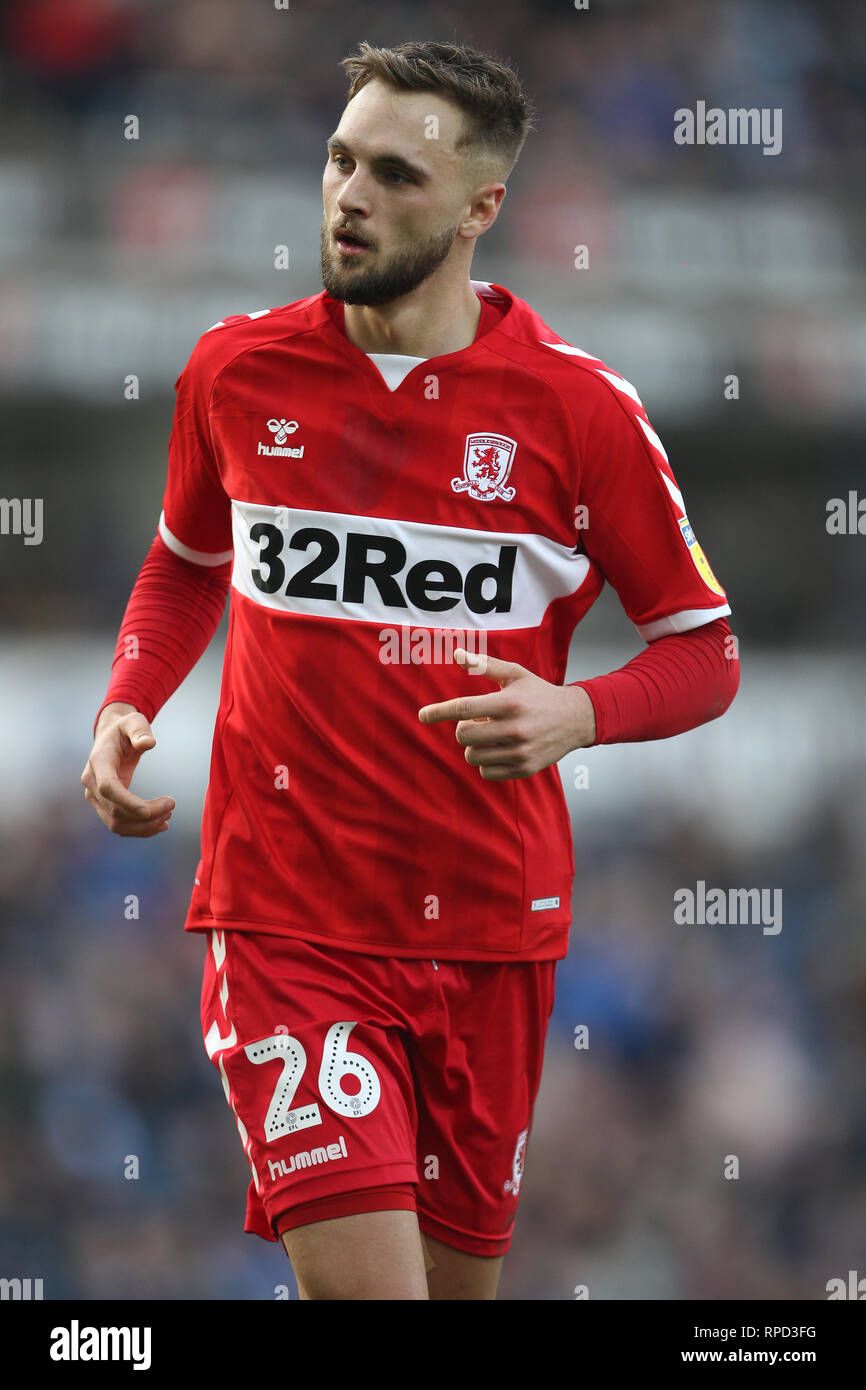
[159,280,731,960]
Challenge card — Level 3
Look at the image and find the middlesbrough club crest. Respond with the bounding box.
[503,1127,529,1195]
[452,433,518,502]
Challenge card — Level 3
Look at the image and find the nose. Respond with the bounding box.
[335,167,372,220]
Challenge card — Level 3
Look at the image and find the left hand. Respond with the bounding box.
[417,648,597,780]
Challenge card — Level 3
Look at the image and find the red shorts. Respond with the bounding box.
[199,928,556,1258]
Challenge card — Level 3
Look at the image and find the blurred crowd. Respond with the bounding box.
[1,0,864,192]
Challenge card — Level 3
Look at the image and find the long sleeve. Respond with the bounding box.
[570,615,739,744]
[93,532,230,732]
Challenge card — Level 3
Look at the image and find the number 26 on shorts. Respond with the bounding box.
[245,1021,382,1143]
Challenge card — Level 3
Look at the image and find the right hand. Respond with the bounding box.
[80,703,176,837]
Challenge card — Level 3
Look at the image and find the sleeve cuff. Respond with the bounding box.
[635,603,731,642]
[158,511,233,567]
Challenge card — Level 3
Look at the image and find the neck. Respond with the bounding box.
[342,276,482,357]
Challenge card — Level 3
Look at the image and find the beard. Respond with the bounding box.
[320,216,459,306]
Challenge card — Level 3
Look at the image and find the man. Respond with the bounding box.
[81,40,738,1300]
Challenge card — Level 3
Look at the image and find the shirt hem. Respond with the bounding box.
[184,913,570,963]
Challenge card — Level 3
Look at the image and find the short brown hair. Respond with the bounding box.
[339,39,537,183]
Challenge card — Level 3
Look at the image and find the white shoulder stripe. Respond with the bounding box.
[594,369,643,406]
[207,308,271,332]
[658,470,685,514]
[540,339,643,405]
[637,604,731,642]
[540,340,598,360]
[159,512,233,566]
[540,336,682,505]
[635,414,670,464]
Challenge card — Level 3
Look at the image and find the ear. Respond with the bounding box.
[462,183,506,240]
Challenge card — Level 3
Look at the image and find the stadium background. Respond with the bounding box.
[0,0,864,1300]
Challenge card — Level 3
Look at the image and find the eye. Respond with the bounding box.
[385,170,409,184]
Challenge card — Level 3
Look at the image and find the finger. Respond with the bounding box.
[83,712,161,811]
[477,763,524,780]
[119,713,157,750]
[455,719,521,748]
[453,649,525,682]
[418,691,510,725]
[84,788,174,836]
[92,774,165,818]
[465,742,521,767]
[113,815,172,838]
[87,743,175,817]
[84,785,175,823]
[105,812,173,838]
[104,814,172,838]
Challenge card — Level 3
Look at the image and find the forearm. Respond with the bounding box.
[569,616,739,745]
[94,534,230,733]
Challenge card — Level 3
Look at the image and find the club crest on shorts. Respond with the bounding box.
[452,433,517,502]
[503,1127,529,1195]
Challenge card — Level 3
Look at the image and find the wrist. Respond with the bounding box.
[94,701,139,737]
[563,682,597,751]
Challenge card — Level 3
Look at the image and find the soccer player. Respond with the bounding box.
[81,40,739,1300]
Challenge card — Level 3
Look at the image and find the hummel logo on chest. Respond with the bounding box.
[259,416,304,457]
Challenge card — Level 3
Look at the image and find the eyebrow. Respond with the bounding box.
[326,135,430,182]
